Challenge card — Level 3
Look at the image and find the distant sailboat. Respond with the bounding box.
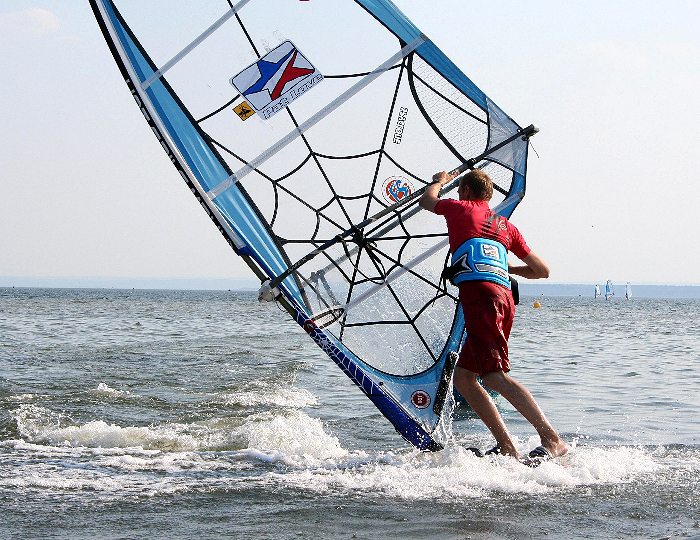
[604,280,614,301]
[594,284,601,299]
[625,282,632,300]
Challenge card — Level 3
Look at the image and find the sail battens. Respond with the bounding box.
[141,0,253,90]
[207,35,427,200]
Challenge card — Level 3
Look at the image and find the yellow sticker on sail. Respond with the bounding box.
[233,101,255,121]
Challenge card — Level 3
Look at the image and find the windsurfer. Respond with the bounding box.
[419,170,568,460]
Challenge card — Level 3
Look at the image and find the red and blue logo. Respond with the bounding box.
[411,390,431,409]
[230,41,323,120]
[382,176,413,204]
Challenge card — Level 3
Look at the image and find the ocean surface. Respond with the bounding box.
[1,288,698,539]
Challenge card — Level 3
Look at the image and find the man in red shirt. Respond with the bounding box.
[420,169,568,461]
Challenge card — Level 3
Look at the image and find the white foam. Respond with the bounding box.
[6,404,673,501]
[11,404,231,452]
[262,442,666,500]
[0,459,224,498]
[89,382,135,399]
[560,445,661,483]
[7,393,37,402]
[235,410,348,465]
[2,438,161,458]
[2,463,130,493]
[45,420,198,450]
[9,404,345,467]
[216,386,318,409]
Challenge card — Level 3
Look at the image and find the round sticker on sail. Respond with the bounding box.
[382,176,413,204]
[411,390,431,409]
[303,320,317,334]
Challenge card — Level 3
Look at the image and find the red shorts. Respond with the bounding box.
[456,281,514,375]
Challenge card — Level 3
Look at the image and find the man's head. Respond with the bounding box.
[458,169,493,201]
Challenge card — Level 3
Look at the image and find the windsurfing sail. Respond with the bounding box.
[594,284,601,299]
[625,282,632,300]
[605,280,614,301]
[91,0,535,451]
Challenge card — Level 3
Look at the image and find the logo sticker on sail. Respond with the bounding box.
[411,390,431,409]
[233,101,255,121]
[393,106,408,143]
[303,320,318,334]
[382,176,413,204]
[230,41,323,121]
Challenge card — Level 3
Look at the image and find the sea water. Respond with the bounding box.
[1,288,698,539]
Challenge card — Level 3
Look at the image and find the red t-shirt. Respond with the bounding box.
[433,198,530,260]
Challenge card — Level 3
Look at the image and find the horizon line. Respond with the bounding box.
[1,276,698,289]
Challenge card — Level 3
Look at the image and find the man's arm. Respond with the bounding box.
[509,251,550,279]
[419,171,453,212]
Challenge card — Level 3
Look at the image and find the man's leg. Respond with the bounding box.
[453,366,519,457]
[481,371,569,457]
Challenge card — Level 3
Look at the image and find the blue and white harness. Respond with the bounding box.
[443,237,511,289]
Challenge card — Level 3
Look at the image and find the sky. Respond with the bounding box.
[1,1,699,287]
